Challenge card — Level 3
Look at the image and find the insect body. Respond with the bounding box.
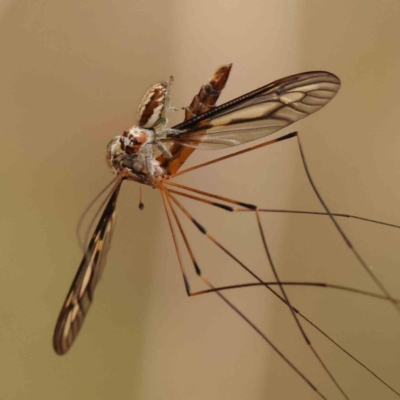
[106,80,178,183]
[106,70,340,188]
[53,65,400,398]
[54,66,341,354]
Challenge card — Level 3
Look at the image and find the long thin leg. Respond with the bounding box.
[247,209,400,229]
[295,133,400,314]
[164,180,256,209]
[168,131,298,178]
[164,184,400,303]
[193,281,400,303]
[194,281,400,396]
[160,189,191,296]
[160,185,327,399]
[160,131,400,396]
[255,207,349,399]
[160,184,400,397]
[163,187,349,399]
[166,130,400,313]
[164,185,400,230]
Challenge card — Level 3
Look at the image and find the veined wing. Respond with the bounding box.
[167,71,340,149]
[53,184,121,355]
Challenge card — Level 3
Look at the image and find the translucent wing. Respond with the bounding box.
[53,185,120,355]
[167,71,340,149]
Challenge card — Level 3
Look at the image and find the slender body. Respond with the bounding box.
[106,69,340,186]
[54,66,341,354]
[52,65,400,399]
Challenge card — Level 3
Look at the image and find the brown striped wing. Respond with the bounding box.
[167,71,340,149]
[53,185,120,355]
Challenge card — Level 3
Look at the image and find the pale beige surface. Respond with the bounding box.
[1,1,400,399]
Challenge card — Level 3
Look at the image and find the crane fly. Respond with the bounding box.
[53,64,400,399]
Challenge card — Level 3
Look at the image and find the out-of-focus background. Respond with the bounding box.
[1,1,400,399]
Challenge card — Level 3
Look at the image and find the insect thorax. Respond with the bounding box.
[106,126,165,185]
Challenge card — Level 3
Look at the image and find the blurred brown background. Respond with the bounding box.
[1,1,400,399]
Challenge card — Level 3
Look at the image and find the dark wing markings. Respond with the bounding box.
[168,71,340,150]
[53,184,121,355]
